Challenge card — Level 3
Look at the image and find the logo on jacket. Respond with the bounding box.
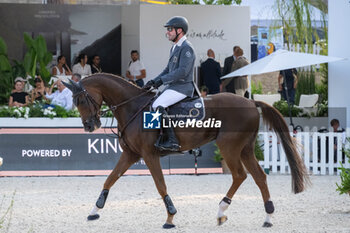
[143,110,161,129]
[173,56,177,63]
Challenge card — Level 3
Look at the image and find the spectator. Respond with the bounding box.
[200,49,222,94]
[52,55,72,76]
[72,53,92,76]
[45,79,73,111]
[91,55,102,74]
[9,78,29,107]
[200,86,208,97]
[330,119,346,150]
[278,68,298,105]
[231,47,249,97]
[71,73,82,83]
[31,77,49,102]
[126,50,146,88]
[222,46,240,93]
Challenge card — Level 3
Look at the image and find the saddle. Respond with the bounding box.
[166,97,205,121]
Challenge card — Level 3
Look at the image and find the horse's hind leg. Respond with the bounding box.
[142,155,177,229]
[216,141,247,225]
[241,143,275,227]
[87,151,140,221]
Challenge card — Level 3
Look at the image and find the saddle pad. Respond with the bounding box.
[167,97,205,121]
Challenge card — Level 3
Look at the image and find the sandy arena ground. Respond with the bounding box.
[1,174,350,233]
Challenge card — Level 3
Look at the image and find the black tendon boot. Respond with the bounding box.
[155,106,181,151]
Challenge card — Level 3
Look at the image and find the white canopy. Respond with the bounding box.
[221,49,345,79]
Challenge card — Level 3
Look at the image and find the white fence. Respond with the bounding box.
[258,130,350,175]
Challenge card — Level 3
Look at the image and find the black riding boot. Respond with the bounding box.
[155,106,181,152]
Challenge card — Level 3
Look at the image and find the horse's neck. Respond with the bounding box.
[90,75,151,126]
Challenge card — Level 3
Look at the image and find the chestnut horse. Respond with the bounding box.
[64,73,309,229]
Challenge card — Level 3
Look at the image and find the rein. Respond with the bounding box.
[75,86,154,139]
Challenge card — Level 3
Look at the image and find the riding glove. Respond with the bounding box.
[144,77,163,90]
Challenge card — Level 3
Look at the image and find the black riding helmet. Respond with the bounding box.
[164,16,189,34]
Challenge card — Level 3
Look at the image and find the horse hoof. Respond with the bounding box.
[217,215,228,226]
[87,214,100,221]
[163,223,176,229]
[262,222,273,227]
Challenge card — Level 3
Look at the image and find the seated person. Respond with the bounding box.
[90,55,102,74]
[52,55,72,76]
[31,77,49,102]
[72,53,92,76]
[9,79,29,107]
[45,79,73,111]
[71,73,82,83]
[330,118,346,151]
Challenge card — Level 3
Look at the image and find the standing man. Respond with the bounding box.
[144,16,196,152]
[278,68,298,105]
[222,46,239,93]
[223,46,239,76]
[126,50,146,87]
[200,49,222,94]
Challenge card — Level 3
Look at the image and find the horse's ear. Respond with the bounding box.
[66,79,84,93]
[62,81,74,92]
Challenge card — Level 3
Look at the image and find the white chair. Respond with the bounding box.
[253,94,281,106]
[297,94,319,115]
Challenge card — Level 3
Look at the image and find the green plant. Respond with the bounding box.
[251,80,263,95]
[23,33,52,84]
[317,99,328,117]
[0,37,14,105]
[213,143,223,162]
[273,100,302,117]
[295,69,316,105]
[336,137,350,195]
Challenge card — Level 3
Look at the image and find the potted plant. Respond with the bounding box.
[336,137,350,196]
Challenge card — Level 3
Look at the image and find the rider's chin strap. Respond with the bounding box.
[172,28,182,43]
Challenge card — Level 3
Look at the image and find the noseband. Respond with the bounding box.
[73,88,101,125]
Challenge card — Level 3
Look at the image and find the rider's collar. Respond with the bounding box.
[173,35,187,47]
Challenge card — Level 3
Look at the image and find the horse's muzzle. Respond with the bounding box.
[84,119,101,132]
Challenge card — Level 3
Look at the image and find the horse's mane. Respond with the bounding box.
[82,73,145,91]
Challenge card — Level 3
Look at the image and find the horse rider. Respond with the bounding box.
[144,16,196,152]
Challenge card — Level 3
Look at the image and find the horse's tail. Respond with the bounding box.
[255,101,310,194]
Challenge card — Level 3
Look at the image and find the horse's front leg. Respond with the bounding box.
[87,151,140,221]
[143,155,177,229]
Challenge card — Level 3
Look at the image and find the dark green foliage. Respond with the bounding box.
[336,138,350,195]
[23,33,53,84]
[0,37,13,105]
[273,100,302,117]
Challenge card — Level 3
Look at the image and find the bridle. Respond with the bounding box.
[73,84,154,138]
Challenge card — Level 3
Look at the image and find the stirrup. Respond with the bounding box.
[154,141,181,152]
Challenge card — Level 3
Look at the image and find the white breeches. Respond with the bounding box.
[152,89,187,109]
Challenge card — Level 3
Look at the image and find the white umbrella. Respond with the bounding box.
[221,49,345,79]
